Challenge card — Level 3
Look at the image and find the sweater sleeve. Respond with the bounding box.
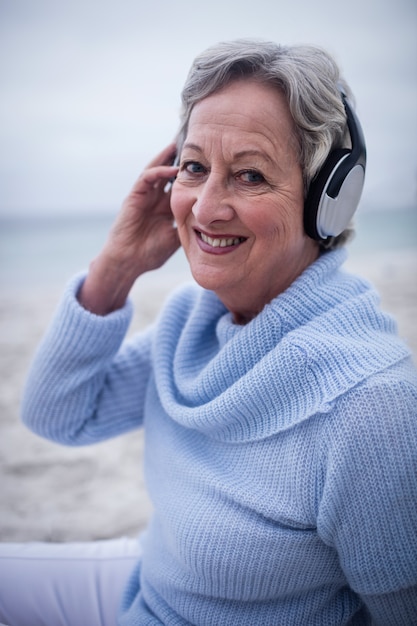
[21,274,154,445]
[317,359,417,624]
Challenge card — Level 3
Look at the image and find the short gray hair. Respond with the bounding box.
[177,39,355,249]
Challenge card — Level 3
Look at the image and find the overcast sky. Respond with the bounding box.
[1,0,416,216]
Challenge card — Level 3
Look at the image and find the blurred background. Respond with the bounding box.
[0,0,416,541]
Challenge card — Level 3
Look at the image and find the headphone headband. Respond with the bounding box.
[304,91,367,241]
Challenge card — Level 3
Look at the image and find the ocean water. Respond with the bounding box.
[0,207,416,291]
[0,213,191,292]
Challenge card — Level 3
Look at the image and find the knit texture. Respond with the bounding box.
[22,249,417,625]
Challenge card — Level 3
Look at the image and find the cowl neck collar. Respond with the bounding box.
[153,250,409,442]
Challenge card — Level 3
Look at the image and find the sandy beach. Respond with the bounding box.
[1,249,416,542]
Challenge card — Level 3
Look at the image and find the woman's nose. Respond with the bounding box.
[192,176,235,224]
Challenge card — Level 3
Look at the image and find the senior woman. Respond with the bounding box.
[1,39,416,626]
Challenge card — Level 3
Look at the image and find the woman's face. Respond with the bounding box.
[171,79,319,323]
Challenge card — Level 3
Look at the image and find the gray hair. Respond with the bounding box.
[177,39,355,249]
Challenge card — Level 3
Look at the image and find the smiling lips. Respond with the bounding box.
[198,230,247,250]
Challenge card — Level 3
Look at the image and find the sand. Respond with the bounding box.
[1,250,416,542]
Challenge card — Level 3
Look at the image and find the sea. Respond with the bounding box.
[0,207,416,292]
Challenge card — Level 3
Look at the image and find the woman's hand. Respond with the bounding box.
[78,144,180,315]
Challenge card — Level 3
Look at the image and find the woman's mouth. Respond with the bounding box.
[198,231,246,249]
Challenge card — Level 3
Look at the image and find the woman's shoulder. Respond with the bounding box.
[321,357,417,458]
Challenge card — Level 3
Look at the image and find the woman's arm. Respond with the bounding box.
[21,273,154,445]
[317,364,417,623]
[78,143,179,315]
[21,144,180,444]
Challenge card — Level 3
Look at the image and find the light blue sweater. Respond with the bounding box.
[22,249,417,625]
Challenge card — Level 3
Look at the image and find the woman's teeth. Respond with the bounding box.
[200,233,244,248]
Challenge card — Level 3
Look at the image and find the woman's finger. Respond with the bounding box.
[127,165,178,198]
[141,165,179,187]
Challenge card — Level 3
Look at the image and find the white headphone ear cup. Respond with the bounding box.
[304,93,366,241]
[316,163,365,238]
[304,149,349,240]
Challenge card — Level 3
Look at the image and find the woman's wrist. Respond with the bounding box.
[77,253,141,315]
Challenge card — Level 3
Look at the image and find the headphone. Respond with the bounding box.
[304,90,367,241]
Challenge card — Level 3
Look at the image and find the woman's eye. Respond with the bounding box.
[183,161,206,175]
[238,170,265,184]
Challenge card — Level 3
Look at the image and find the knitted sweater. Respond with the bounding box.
[22,249,417,625]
